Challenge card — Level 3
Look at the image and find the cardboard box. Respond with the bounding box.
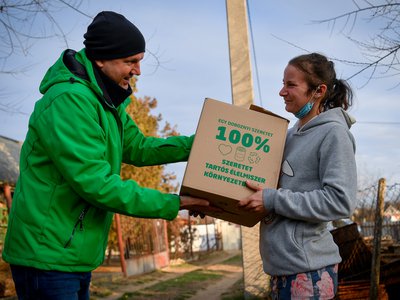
[180,98,289,227]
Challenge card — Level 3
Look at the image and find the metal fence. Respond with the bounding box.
[360,221,400,242]
[120,218,167,259]
[355,182,400,220]
[356,181,400,243]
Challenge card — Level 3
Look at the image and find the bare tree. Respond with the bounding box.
[0,0,91,113]
[314,0,400,87]
[0,1,167,114]
[0,0,90,63]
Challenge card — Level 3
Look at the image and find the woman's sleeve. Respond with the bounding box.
[263,126,357,222]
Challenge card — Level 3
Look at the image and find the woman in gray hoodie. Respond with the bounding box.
[239,52,357,299]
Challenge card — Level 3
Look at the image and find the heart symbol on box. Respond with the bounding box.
[218,144,232,155]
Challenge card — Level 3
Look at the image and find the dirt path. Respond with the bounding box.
[94,264,201,300]
[91,250,243,300]
[188,264,243,300]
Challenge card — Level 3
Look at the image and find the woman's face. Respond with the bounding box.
[279,64,311,114]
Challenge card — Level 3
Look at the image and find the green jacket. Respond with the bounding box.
[3,49,193,272]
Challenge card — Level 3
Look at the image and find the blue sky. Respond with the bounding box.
[0,0,399,186]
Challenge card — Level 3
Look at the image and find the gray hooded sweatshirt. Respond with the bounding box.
[261,107,357,276]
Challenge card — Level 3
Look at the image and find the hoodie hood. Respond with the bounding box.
[39,48,132,110]
[39,49,103,99]
[296,107,356,133]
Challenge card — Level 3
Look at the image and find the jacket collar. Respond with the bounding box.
[92,65,132,108]
[63,49,132,108]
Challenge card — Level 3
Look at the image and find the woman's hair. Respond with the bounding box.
[289,52,353,111]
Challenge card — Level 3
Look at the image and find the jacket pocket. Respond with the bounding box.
[64,204,90,248]
[291,222,303,250]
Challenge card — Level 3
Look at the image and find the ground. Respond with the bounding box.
[90,250,247,300]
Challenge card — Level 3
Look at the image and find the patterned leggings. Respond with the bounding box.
[270,264,338,300]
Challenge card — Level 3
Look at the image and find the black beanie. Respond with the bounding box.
[84,11,145,60]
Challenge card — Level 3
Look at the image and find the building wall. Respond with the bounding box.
[125,250,170,276]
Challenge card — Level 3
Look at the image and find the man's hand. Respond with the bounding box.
[179,195,223,218]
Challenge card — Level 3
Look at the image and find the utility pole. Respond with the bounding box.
[225,0,268,298]
[226,0,254,108]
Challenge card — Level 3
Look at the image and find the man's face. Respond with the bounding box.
[95,52,144,89]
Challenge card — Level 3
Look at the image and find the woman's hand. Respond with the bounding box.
[238,181,268,216]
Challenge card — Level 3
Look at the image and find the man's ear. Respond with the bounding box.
[94,60,104,68]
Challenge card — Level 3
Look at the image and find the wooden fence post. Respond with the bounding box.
[115,214,127,277]
[370,178,386,300]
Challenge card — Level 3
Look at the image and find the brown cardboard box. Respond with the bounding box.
[180,98,289,227]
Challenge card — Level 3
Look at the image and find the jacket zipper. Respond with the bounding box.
[64,204,90,248]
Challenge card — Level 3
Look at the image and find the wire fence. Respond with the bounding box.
[355,182,400,222]
[355,181,400,243]
[360,221,400,242]
[119,218,167,259]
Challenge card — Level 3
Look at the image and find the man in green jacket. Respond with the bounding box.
[3,11,212,300]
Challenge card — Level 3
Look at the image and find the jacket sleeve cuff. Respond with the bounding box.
[263,189,275,212]
[164,193,180,220]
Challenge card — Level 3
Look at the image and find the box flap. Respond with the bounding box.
[249,104,290,122]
